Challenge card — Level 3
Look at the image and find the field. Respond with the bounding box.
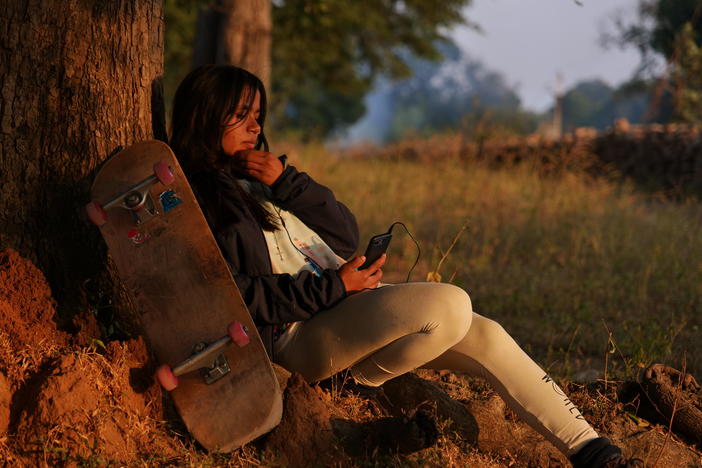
[285,136,702,381]
[1,133,700,466]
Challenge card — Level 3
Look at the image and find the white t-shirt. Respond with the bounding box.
[238,179,344,276]
[261,201,344,276]
[262,203,346,350]
[240,179,346,348]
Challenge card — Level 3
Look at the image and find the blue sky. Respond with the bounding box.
[452,0,643,111]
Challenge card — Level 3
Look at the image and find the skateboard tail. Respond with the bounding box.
[212,393,283,452]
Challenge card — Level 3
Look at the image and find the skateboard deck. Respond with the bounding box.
[87,140,282,452]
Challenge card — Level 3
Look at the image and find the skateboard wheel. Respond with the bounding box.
[228,321,250,347]
[85,201,107,226]
[155,364,179,391]
[153,160,175,186]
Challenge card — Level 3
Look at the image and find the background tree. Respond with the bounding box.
[670,22,702,123]
[192,0,271,88]
[165,1,201,114]
[165,0,474,138]
[380,42,536,141]
[271,0,473,138]
[512,73,679,134]
[561,80,613,130]
[605,0,702,123]
[0,1,165,325]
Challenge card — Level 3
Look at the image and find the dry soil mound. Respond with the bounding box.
[0,250,178,465]
[13,339,175,465]
[0,249,700,467]
[0,249,70,384]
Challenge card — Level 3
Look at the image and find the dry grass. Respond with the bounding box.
[0,331,64,386]
[283,137,702,380]
[5,133,700,466]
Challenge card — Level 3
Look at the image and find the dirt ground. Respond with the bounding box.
[0,248,700,467]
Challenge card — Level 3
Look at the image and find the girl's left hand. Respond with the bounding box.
[338,254,385,294]
[233,149,283,186]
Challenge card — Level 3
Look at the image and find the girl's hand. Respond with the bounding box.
[338,254,386,295]
[233,149,283,186]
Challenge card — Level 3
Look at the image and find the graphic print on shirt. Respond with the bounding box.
[293,234,342,275]
[261,202,345,277]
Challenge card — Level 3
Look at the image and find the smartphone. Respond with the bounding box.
[359,232,392,269]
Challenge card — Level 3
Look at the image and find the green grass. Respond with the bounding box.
[284,141,702,380]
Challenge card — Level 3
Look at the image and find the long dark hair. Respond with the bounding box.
[170,65,278,231]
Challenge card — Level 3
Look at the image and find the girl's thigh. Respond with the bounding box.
[274,282,472,382]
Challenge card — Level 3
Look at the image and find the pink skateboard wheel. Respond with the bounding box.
[85,201,107,226]
[228,321,250,347]
[155,364,179,391]
[153,160,175,185]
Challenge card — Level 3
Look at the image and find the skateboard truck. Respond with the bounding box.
[181,339,232,385]
[86,161,175,227]
[156,321,250,391]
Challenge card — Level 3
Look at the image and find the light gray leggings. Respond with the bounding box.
[274,282,598,456]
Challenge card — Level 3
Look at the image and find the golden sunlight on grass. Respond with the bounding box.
[284,140,702,380]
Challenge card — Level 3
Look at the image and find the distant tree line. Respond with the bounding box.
[364,0,702,140]
[350,41,542,142]
[163,0,702,141]
[560,79,669,132]
[164,0,473,138]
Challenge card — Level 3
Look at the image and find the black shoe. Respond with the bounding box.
[570,437,644,468]
[603,454,645,468]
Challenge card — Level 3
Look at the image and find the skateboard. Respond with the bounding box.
[85,140,282,452]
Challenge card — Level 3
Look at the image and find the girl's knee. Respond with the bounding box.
[424,283,473,343]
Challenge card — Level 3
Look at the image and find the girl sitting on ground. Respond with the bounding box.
[169,64,643,468]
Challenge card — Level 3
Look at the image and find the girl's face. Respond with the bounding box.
[221,88,262,156]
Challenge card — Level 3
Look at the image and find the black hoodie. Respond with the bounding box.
[189,160,360,359]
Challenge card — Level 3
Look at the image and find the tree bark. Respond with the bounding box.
[193,0,271,89]
[0,0,165,323]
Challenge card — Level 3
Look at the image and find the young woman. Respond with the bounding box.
[169,64,642,468]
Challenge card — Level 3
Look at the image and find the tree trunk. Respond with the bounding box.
[193,0,271,89]
[0,0,165,324]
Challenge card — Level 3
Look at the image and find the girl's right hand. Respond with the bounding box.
[338,254,386,295]
[232,149,283,186]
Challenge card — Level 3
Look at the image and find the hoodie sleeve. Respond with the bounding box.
[213,223,348,325]
[190,168,349,325]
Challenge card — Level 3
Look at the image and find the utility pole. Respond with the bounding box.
[552,72,564,139]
